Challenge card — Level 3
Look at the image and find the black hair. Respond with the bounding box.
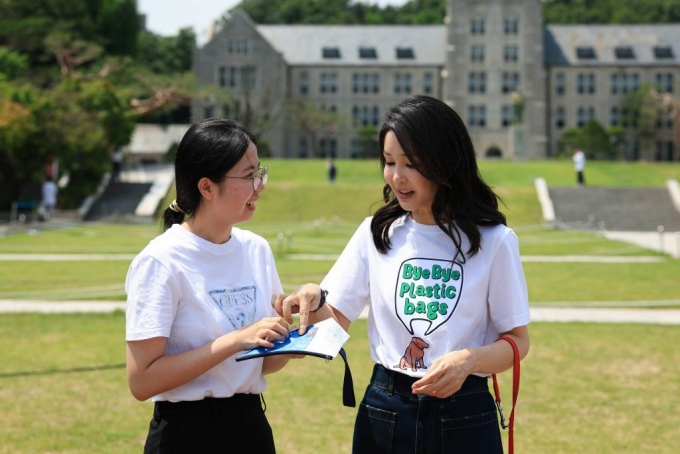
[162,118,257,231]
[370,95,506,260]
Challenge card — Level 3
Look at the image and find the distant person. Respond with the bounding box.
[573,148,586,185]
[41,175,58,220]
[112,148,124,182]
[326,158,337,183]
[125,118,295,453]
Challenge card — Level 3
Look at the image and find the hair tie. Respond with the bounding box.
[169,199,185,214]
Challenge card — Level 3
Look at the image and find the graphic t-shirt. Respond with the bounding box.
[322,215,530,378]
[125,224,283,401]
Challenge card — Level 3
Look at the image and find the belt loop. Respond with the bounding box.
[387,367,395,396]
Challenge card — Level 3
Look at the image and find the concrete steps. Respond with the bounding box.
[548,186,680,232]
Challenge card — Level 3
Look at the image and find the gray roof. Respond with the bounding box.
[257,25,446,66]
[545,24,680,66]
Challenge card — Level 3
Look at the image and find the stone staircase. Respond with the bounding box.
[85,182,153,221]
[548,186,680,232]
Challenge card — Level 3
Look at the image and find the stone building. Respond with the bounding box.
[193,0,679,161]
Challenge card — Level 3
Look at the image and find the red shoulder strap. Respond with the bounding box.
[492,336,521,454]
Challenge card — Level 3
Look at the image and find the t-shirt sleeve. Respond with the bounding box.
[488,230,531,333]
[125,254,180,341]
[321,219,371,322]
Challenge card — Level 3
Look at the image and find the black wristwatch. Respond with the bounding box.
[313,288,328,312]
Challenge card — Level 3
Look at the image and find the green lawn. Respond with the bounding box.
[0,159,679,452]
[0,313,678,453]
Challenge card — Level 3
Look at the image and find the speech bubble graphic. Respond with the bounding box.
[209,286,257,329]
[394,258,463,335]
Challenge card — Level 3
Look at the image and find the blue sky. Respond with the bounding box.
[138,0,410,44]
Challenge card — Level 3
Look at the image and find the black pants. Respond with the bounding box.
[144,394,275,454]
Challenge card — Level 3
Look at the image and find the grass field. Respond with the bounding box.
[0,159,679,453]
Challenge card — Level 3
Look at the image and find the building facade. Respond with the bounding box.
[193,0,679,161]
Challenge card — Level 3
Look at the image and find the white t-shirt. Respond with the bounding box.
[573,150,586,171]
[321,215,530,378]
[125,224,283,402]
[42,181,58,206]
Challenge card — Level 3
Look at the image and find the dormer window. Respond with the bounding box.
[615,46,635,59]
[654,45,674,59]
[576,46,596,60]
[359,47,377,59]
[322,47,341,59]
[396,47,414,59]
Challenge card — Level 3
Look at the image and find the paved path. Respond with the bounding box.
[1,300,679,325]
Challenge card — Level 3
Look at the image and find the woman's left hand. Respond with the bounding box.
[411,349,474,398]
[273,283,322,334]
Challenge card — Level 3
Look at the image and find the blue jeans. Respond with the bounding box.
[353,364,503,454]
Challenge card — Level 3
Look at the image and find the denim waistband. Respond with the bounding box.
[154,394,262,417]
[370,364,488,398]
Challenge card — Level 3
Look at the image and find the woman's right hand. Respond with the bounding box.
[233,316,290,351]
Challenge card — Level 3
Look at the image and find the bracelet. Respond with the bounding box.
[313,289,329,312]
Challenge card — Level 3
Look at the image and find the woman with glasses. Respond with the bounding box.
[125,118,289,453]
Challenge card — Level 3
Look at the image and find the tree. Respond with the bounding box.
[287,101,343,157]
[557,120,613,160]
[0,1,200,209]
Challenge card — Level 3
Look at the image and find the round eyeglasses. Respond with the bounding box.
[224,165,268,190]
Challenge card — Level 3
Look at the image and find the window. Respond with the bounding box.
[372,106,380,126]
[555,73,565,95]
[577,107,595,126]
[468,72,486,94]
[653,46,674,59]
[655,72,674,93]
[423,72,433,95]
[228,38,248,55]
[613,73,639,95]
[353,73,380,94]
[396,48,414,59]
[219,66,226,88]
[471,19,485,35]
[394,73,412,94]
[329,139,337,158]
[298,138,307,158]
[577,107,586,127]
[504,45,519,62]
[615,46,635,60]
[223,66,258,89]
[351,138,359,158]
[322,47,341,59]
[362,73,370,94]
[468,105,486,127]
[555,106,565,129]
[576,46,596,60]
[299,71,309,95]
[470,45,485,63]
[241,67,256,89]
[502,105,512,127]
[504,18,519,35]
[611,106,619,126]
[359,47,377,59]
[320,72,338,94]
[577,73,595,94]
[502,72,520,94]
[352,106,359,126]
